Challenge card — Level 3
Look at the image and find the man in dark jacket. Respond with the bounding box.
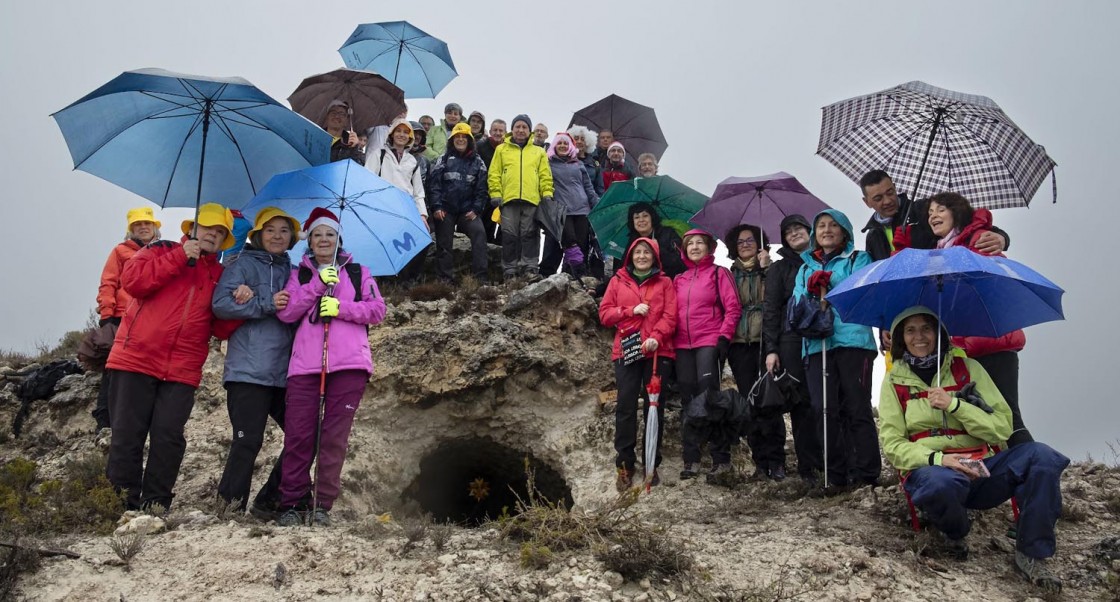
[429,123,490,283]
[761,214,821,485]
[322,100,365,165]
[859,170,1008,261]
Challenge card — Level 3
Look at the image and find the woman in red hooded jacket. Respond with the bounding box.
[599,238,677,490]
[926,192,1031,446]
[673,229,741,482]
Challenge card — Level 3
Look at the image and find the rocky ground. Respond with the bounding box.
[1,271,1118,601]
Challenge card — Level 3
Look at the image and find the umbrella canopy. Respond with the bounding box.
[339,21,457,99]
[52,68,331,211]
[569,94,668,161]
[825,247,1064,337]
[644,365,661,493]
[588,176,707,259]
[816,81,1056,210]
[690,172,831,244]
[239,159,430,276]
[288,68,406,135]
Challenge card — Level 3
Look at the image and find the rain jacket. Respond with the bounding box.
[599,238,678,361]
[673,233,741,350]
[761,245,804,356]
[97,239,143,320]
[366,121,428,217]
[275,252,386,377]
[879,308,1012,473]
[549,156,599,216]
[106,238,241,387]
[602,161,634,190]
[730,259,767,345]
[580,153,605,196]
[211,247,295,388]
[487,135,554,205]
[862,193,927,261]
[424,118,456,162]
[792,209,876,356]
[429,136,488,216]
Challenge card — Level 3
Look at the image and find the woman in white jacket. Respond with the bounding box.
[366,117,429,232]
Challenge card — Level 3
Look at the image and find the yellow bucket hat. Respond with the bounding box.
[450,122,473,139]
[248,207,300,249]
[180,203,235,250]
[125,206,161,236]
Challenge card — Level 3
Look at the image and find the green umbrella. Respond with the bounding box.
[589,175,709,259]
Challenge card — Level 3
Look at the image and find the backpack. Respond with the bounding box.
[16,359,83,402]
[298,263,365,302]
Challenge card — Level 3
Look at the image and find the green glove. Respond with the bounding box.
[319,266,340,286]
[319,295,340,318]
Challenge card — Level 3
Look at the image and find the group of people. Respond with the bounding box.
[597,169,1068,590]
[97,203,384,527]
[327,100,662,285]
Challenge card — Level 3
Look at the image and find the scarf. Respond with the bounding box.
[873,212,894,226]
[936,228,961,249]
[732,258,764,343]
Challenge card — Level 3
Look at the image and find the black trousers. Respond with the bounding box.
[614,356,672,472]
[975,351,1033,446]
[434,212,488,280]
[806,347,880,486]
[92,369,113,430]
[107,370,196,510]
[778,337,821,478]
[677,346,730,464]
[729,343,786,470]
[218,382,286,510]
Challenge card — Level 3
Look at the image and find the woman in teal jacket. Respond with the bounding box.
[879,306,1067,591]
[791,208,879,489]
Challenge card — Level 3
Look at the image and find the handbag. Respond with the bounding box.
[747,369,804,417]
[77,321,118,372]
[786,294,834,339]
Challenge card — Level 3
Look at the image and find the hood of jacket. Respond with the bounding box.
[622,236,663,272]
[804,208,856,258]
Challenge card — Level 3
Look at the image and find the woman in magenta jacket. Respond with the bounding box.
[673,229,741,482]
[274,208,386,526]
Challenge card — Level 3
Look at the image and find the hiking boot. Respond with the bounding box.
[749,466,768,482]
[311,507,331,527]
[679,463,700,480]
[644,469,661,487]
[615,467,634,492]
[277,508,303,527]
[524,272,542,283]
[1015,550,1061,591]
[706,463,734,486]
[943,534,970,561]
[249,500,280,522]
[769,466,787,482]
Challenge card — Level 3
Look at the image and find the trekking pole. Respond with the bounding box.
[309,232,342,526]
[821,337,829,489]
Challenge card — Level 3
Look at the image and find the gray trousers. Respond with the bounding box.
[500,200,539,276]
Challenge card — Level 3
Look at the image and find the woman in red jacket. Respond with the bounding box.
[92,207,161,431]
[599,238,677,490]
[928,192,1031,446]
[673,229,741,482]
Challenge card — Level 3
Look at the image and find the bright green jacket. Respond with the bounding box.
[878,346,1012,473]
[487,136,553,205]
[424,119,454,162]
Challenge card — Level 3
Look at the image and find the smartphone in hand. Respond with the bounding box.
[959,458,991,478]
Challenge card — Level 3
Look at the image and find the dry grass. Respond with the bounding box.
[108,532,146,571]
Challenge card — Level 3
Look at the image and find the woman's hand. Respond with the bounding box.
[633,303,650,316]
[273,290,290,311]
[942,453,981,479]
[927,388,952,410]
[642,338,659,354]
[765,352,780,373]
[758,248,771,268]
[233,285,254,304]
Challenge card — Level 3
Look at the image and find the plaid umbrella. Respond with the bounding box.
[816,81,1056,210]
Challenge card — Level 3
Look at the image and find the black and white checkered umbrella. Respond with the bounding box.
[817,81,1056,210]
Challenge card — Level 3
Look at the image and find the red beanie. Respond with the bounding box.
[303,207,341,235]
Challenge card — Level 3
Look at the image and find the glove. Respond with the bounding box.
[957,382,995,414]
[807,270,833,297]
[319,295,340,319]
[98,317,121,328]
[716,336,730,360]
[490,197,502,208]
[319,266,340,286]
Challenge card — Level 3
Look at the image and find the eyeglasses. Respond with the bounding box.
[735,238,756,247]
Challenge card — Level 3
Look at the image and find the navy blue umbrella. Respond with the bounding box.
[825,247,1064,337]
[339,21,457,99]
[240,160,430,276]
[52,69,332,215]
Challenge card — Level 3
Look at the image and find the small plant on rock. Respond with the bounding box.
[109,532,146,571]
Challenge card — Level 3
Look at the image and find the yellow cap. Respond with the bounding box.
[126,207,161,235]
[181,203,235,250]
[450,122,473,139]
[247,207,300,250]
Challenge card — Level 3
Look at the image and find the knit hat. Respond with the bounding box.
[248,207,300,250]
[511,114,532,130]
[608,141,626,154]
[303,207,341,236]
[180,203,235,250]
[126,206,161,235]
[547,132,578,159]
[444,102,463,115]
[681,227,716,258]
[779,214,811,248]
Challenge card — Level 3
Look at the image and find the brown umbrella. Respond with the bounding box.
[288,68,406,134]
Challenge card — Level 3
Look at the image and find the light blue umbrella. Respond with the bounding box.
[52,69,332,214]
[240,160,430,276]
[339,21,457,98]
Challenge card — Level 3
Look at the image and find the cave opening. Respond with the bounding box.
[405,436,574,526]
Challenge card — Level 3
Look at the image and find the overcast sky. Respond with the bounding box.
[1,0,1115,460]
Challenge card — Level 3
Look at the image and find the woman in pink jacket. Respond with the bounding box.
[274,208,386,526]
[673,229,741,482]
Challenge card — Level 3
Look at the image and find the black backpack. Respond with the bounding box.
[297,263,365,302]
[16,359,83,402]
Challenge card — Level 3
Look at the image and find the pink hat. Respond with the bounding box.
[547,132,578,159]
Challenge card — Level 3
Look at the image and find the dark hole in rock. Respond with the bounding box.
[405,436,574,526]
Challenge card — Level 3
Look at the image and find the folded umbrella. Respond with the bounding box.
[690,172,831,244]
[588,175,707,259]
[644,358,661,492]
[288,68,406,135]
[239,159,430,276]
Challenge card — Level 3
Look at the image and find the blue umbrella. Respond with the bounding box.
[240,160,430,276]
[339,21,457,98]
[825,247,1064,337]
[53,69,332,213]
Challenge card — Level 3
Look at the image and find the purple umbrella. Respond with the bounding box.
[690,172,830,244]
